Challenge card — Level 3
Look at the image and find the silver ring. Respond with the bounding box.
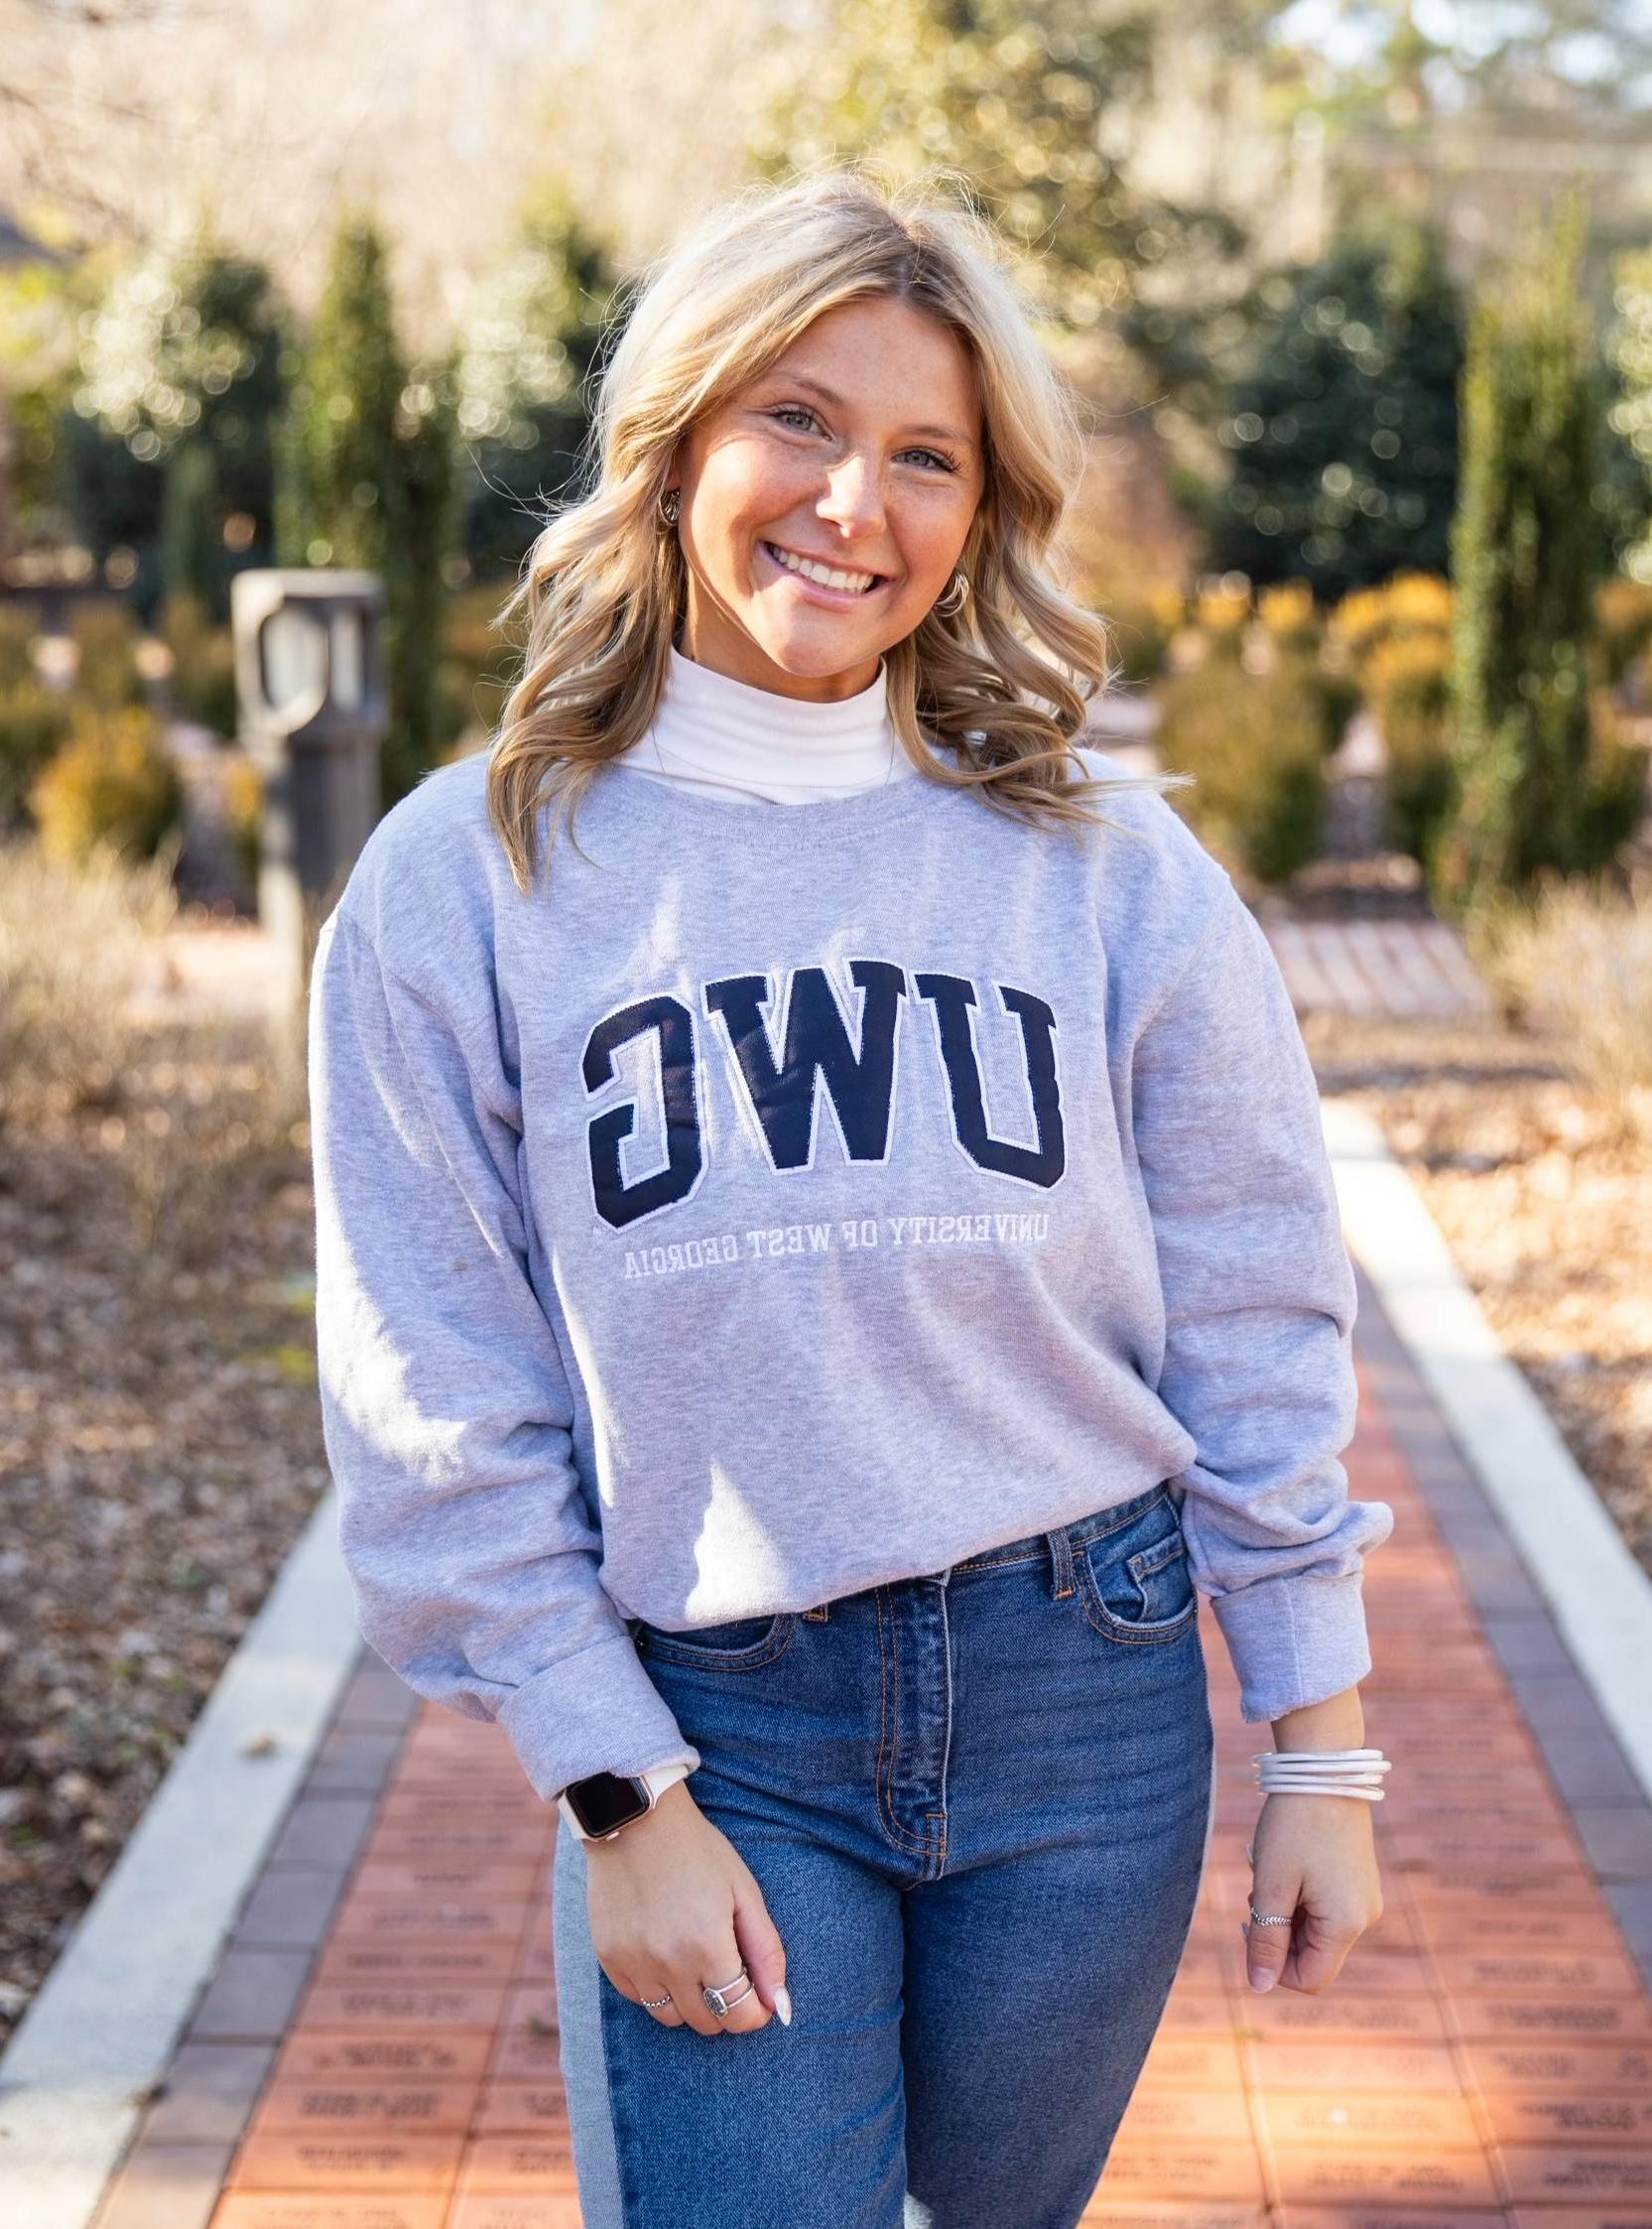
[639,1990,673,2008]
[1247,1905,1294,1926]
[701,1963,754,2018]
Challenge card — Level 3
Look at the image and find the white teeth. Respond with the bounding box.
[766,543,876,593]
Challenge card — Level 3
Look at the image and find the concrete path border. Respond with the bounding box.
[1324,1095,1652,1805]
[0,1485,361,2229]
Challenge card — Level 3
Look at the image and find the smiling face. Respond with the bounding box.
[665,294,987,703]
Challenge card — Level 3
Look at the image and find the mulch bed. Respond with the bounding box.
[1304,1007,1652,1581]
[0,1100,325,2045]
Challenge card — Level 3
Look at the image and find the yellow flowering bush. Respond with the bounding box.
[29,705,186,866]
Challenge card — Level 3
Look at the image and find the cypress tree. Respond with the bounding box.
[276,215,406,578]
[161,438,223,615]
[275,213,455,809]
[1441,180,1603,917]
[390,347,461,800]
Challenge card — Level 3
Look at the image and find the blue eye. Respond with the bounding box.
[767,406,959,474]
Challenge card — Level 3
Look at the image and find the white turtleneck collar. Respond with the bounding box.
[610,642,917,807]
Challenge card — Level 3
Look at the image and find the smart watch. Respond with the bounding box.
[557,1759,694,1842]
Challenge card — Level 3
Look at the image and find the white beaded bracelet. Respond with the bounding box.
[1251,1746,1391,1801]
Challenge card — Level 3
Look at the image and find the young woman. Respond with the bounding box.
[309,167,1394,2229]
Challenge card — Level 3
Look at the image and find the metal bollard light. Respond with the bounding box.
[230,570,387,1044]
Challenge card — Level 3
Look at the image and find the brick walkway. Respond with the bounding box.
[1261,918,1493,1021]
[88,1263,1652,2229]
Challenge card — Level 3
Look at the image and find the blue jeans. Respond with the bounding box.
[553,1481,1215,2229]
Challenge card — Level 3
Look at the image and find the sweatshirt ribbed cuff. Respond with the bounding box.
[1211,1570,1373,1725]
[493,1632,701,1803]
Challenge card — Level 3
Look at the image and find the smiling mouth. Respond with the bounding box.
[760,540,889,595]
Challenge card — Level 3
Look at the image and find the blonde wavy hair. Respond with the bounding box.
[487,162,1191,892]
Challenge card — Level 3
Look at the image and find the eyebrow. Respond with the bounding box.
[760,370,977,453]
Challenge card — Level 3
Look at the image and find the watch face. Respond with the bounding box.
[569,1770,650,1836]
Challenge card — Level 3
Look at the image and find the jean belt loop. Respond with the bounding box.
[1046,1523,1076,1601]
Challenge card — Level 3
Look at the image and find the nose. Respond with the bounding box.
[816,452,886,539]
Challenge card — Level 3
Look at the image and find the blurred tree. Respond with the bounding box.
[748,0,1258,389]
[0,0,217,230]
[66,223,287,621]
[273,216,405,579]
[453,183,621,578]
[1294,0,1652,125]
[1199,219,1462,599]
[1442,179,1643,916]
[159,435,221,614]
[1603,246,1652,585]
[395,345,463,787]
[274,211,459,810]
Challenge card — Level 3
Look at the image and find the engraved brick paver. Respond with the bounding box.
[83,1263,1651,2229]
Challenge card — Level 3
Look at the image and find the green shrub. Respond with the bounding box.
[162,589,240,738]
[1361,631,1456,862]
[432,655,479,754]
[1153,660,1328,887]
[0,604,38,694]
[221,749,264,890]
[1591,577,1652,688]
[444,579,517,667]
[1304,662,1362,754]
[1322,570,1460,858]
[68,599,148,712]
[441,579,521,746]
[1256,580,1321,660]
[29,706,186,866]
[1096,595,1173,689]
[0,682,75,831]
[1192,583,1250,667]
[1573,691,1651,866]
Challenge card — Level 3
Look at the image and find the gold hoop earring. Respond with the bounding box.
[658,486,681,529]
[935,568,969,616]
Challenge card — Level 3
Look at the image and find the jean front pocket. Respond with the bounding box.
[632,1611,798,1670]
[1080,1497,1199,1645]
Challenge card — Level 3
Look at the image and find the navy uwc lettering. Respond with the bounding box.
[583,958,1066,1231]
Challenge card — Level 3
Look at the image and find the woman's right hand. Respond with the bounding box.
[580,1778,791,2037]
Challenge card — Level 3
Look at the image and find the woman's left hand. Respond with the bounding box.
[1240,1791,1384,1995]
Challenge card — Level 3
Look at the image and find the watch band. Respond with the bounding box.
[557,1758,695,1842]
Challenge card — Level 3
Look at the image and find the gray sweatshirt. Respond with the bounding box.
[307,736,1393,1803]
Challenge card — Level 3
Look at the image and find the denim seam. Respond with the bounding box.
[1129,1533,1188,1583]
[1079,1532,1200,1645]
[1048,1522,1076,1601]
[1081,1600,1198,1645]
[873,1589,939,1861]
[634,1614,798,1672]
[931,1582,954,1873]
[952,1487,1170,1575]
[594,1949,647,2227]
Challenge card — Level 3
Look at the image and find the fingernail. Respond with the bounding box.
[1249,1968,1275,1993]
[774,1986,792,2027]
